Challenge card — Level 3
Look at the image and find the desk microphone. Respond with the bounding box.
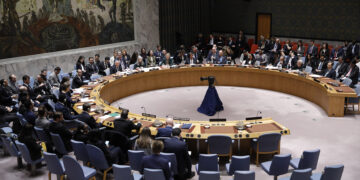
[141,106,147,120]
[256,111,262,124]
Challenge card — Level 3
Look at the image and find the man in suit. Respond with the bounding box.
[98,57,111,76]
[164,128,195,180]
[72,70,87,89]
[206,47,219,64]
[8,74,19,95]
[22,75,37,100]
[156,118,173,138]
[330,45,344,61]
[269,38,281,64]
[307,40,318,58]
[48,67,61,87]
[191,46,202,63]
[343,60,359,88]
[324,62,336,80]
[77,103,99,129]
[141,140,171,180]
[85,57,98,79]
[94,54,102,72]
[49,111,73,151]
[334,57,348,78]
[350,41,359,59]
[185,52,198,65]
[55,94,78,120]
[285,51,298,69]
[110,60,123,74]
[217,50,227,64]
[0,79,16,106]
[113,109,141,138]
[292,60,304,71]
[315,56,328,75]
[255,50,268,66]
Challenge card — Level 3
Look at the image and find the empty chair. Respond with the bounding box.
[342,78,352,86]
[90,74,101,81]
[233,170,255,180]
[144,168,166,180]
[43,152,65,180]
[207,135,233,158]
[1,136,23,168]
[278,168,312,180]
[305,66,313,73]
[311,164,344,180]
[226,155,250,175]
[128,150,145,172]
[199,171,220,180]
[195,154,219,174]
[261,154,291,180]
[250,132,281,165]
[34,127,50,143]
[50,132,69,155]
[290,149,320,170]
[71,140,90,165]
[15,141,44,175]
[63,155,97,180]
[113,164,142,180]
[86,144,112,180]
[160,152,178,176]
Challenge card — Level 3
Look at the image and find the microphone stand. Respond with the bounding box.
[141,106,147,121]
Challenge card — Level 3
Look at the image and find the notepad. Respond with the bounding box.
[109,113,120,117]
[181,123,192,129]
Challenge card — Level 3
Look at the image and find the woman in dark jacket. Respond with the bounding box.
[18,123,42,160]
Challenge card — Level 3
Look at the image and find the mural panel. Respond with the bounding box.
[0,0,134,59]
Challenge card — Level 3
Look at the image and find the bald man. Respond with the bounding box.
[156,118,173,137]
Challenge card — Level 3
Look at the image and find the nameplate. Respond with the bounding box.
[142,113,156,118]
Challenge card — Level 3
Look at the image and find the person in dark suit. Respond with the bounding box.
[85,57,98,79]
[8,74,19,95]
[22,75,37,100]
[274,56,287,69]
[285,51,298,69]
[343,60,359,87]
[330,45,344,61]
[98,57,111,76]
[140,140,171,180]
[307,40,318,58]
[0,79,16,106]
[122,49,131,66]
[72,69,87,89]
[206,47,219,63]
[283,40,292,55]
[319,43,330,59]
[163,128,194,180]
[94,54,101,71]
[324,62,336,80]
[350,41,359,59]
[292,60,304,71]
[55,94,78,120]
[18,123,42,161]
[21,100,37,125]
[49,112,73,151]
[77,103,99,129]
[315,56,328,75]
[48,67,61,87]
[156,118,173,138]
[113,109,141,138]
[304,54,318,73]
[76,56,86,74]
[110,60,123,74]
[217,50,227,64]
[334,57,349,78]
[191,46,202,64]
[185,52,199,65]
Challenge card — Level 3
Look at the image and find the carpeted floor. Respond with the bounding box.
[1,86,359,180]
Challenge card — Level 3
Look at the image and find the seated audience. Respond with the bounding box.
[122,49,131,65]
[55,94,78,120]
[147,50,157,67]
[76,56,86,74]
[334,57,348,78]
[275,56,287,69]
[35,105,51,129]
[160,53,173,66]
[113,109,141,138]
[324,62,336,79]
[8,74,19,95]
[49,112,73,151]
[343,60,359,87]
[48,67,61,87]
[292,60,304,71]
[134,127,153,155]
[98,57,111,76]
[206,47,219,63]
[286,51,298,69]
[110,60,123,74]
[77,103,99,129]
[21,100,36,125]
[217,50,227,64]
[0,79,16,106]
[156,118,173,137]
[72,69,87,89]
[164,128,194,180]
[140,140,171,180]
[134,56,146,69]
[85,57,98,79]
[315,55,328,75]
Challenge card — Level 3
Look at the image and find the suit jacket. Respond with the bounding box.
[8,81,19,95]
[156,126,172,137]
[76,63,85,71]
[307,45,318,57]
[141,154,171,180]
[315,60,328,75]
[113,118,141,138]
[48,72,61,87]
[110,65,122,74]
[324,69,336,79]
[72,75,85,89]
[206,52,219,63]
[49,121,73,151]
[345,66,359,86]
[319,48,330,58]
[217,55,227,64]
[19,134,42,160]
[23,83,36,100]
[23,110,37,125]
[330,49,344,60]
[350,44,359,57]
[98,61,111,76]
[77,112,98,129]
[55,102,77,120]
[271,42,281,54]
[164,137,192,175]
[285,56,298,69]
[334,62,348,78]
[185,57,199,65]
[85,63,98,76]
[0,86,14,106]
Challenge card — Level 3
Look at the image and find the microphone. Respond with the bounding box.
[256,111,262,124]
[141,106,147,120]
[166,114,174,118]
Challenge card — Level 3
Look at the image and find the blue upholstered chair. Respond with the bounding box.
[34,127,50,143]
[144,168,166,180]
[43,152,65,180]
[128,150,145,172]
[195,154,219,174]
[226,155,250,175]
[1,136,23,168]
[261,154,291,180]
[50,132,69,155]
[113,164,142,180]
[86,144,112,180]
[250,132,281,166]
[233,170,255,180]
[199,171,220,180]
[346,84,360,111]
[278,168,312,180]
[63,155,97,180]
[160,152,178,175]
[1,127,13,134]
[15,141,44,175]
[206,135,233,158]
[311,164,344,180]
[71,140,90,166]
[290,149,320,170]
[342,78,352,86]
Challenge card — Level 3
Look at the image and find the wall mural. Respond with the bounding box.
[0,0,134,59]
